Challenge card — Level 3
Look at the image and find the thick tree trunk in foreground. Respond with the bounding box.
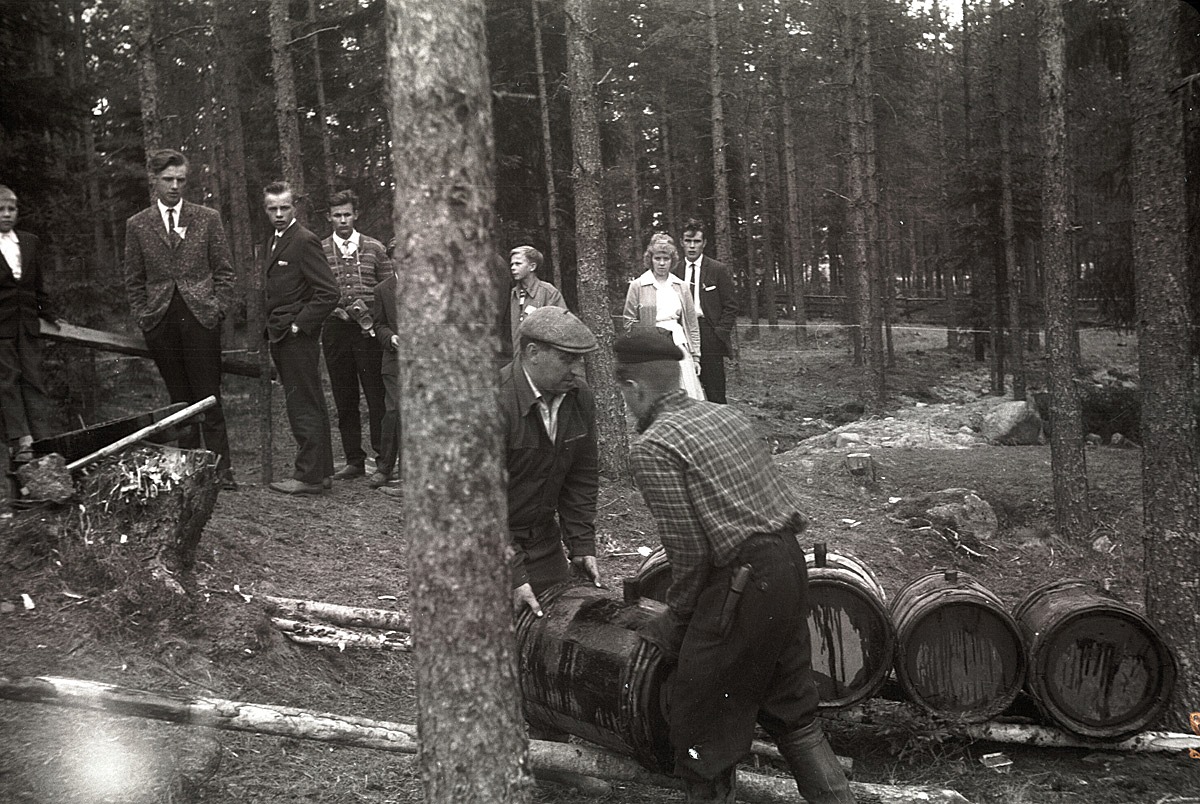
[1038,0,1091,539]
[567,0,629,481]
[1129,0,1200,733]
[269,0,306,218]
[384,3,531,802]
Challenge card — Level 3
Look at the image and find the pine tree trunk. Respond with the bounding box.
[624,108,643,259]
[737,130,760,340]
[269,0,306,219]
[859,0,885,406]
[129,0,161,162]
[216,11,256,348]
[999,93,1025,399]
[754,90,777,331]
[1039,0,1091,539]
[566,0,629,481]
[658,94,681,240]
[708,0,733,265]
[384,3,532,802]
[1129,0,1200,734]
[308,0,336,202]
[532,0,561,286]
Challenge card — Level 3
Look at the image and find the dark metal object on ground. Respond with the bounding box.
[32,402,189,463]
[890,570,1026,722]
[1014,579,1177,739]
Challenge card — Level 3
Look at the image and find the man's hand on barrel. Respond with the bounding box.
[571,555,603,588]
[513,582,544,617]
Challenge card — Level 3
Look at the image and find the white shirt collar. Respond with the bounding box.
[275,220,296,238]
[157,199,182,216]
[333,231,360,251]
[0,230,18,243]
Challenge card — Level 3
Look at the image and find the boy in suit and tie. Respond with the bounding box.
[122,150,237,487]
[261,181,339,495]
[0,185,58,465]
[675,218,739,404]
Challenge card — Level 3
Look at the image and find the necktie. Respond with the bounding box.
[167,208,181,248]
[688,262,701,311]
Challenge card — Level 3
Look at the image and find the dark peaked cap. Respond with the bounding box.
[613,330,685,363]
[518,306,598,353]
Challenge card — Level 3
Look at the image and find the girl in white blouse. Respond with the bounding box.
[621,233,705,400]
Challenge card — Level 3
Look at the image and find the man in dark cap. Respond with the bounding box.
[501,306,603,617]
[614,330,853,804]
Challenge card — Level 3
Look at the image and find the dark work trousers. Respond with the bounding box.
[697,319,727,404]
[271,329,334,485]
[377,364,401,476]
[513,520,572,595]
[0,330,52,441]
[668,533,820,783]
[143,291,231,472]
[321,318,386,467]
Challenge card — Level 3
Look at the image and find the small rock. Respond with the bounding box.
[1086,433,1103,446]
[1092,534,1115,554]
[16,453,73,503]
[0,601,16,614]
[1111,433,1126,446]
[836,432,864,448]
[982,400,1043,445]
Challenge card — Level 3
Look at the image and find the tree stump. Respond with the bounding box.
[58,444,220,605]
[845,452,877,486]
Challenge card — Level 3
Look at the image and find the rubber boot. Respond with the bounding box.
[776,720,855,803]
[681,766,736,804]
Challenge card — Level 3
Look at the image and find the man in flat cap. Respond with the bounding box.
[501,306,603,617]
[614,330,853,804]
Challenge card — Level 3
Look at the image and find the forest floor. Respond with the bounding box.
[2,322,1199,804]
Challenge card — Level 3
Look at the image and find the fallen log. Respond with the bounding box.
[263,595,410,632]
[834,704,1200,754]
[270,617,412,651]
[67,397,217,472]
[40,319,267,379]
[0,675,973,803]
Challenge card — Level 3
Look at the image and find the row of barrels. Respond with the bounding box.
[632,544,1177,740]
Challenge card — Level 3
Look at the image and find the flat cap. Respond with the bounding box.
[518,306,598,353]
[613,330,685,363]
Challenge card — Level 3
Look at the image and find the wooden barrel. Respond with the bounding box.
[891,570,1026,721]
[805,544,896,709]
[633,543,895,709]
[632,546,672,602]
[515,582,674,773]
[1014,579,1177,739]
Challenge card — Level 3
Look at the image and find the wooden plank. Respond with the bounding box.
[39,319,270,379]
[32,403,189,463]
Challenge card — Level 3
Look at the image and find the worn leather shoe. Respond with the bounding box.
[378,485,403,499]
[220,471,239,491]
[322,476,333,489]
[269,479,324,496]
[332,463,365,480]
[367,471,391,488]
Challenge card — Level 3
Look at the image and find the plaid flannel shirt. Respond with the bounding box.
[629,391,804,619]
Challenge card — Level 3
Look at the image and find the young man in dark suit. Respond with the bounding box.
[262,181,339,495]
[0,185,58,465]
[122,149,237,487]
[675,218,739,403]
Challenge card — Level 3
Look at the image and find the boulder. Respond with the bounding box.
[981,401,1043,445]
[891,488,998,542]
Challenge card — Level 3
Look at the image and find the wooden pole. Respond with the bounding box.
[65,396,218,471]
[39,320,267,379]
[0,675,974,803]
[262,595,410,632]
[270,617,412,652]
